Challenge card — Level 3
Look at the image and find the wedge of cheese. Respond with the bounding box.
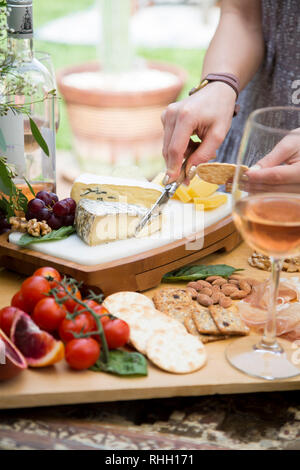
[75,199,162,246]
[71,174,163,208]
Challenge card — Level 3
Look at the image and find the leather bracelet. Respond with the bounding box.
[189,73,240,116]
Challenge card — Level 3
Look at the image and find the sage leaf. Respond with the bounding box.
[17,225,76,247]
[90,350,148,376]
[162,264,243,282]
[29,117,50,157]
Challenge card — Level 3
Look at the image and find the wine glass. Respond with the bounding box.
[226,106,300,380]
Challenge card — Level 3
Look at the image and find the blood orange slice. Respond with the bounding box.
[0,329,27,381]
[10,312,64,367]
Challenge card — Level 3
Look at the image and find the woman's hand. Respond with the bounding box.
[161,81,237,183]
[247,129,300,184]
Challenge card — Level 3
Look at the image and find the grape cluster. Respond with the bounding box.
[26,191,76,230]
[0,208,11,235]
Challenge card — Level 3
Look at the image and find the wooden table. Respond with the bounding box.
[1,242,300,450]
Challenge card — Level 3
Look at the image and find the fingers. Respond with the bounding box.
[256,133,300,169]
[161,103,178,172]
[184,125,226,175]
[247,161,300,185]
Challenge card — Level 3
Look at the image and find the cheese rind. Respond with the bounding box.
[71,173,163,208]
[75,199,161,246]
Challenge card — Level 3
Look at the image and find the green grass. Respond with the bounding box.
[33,1,205,150]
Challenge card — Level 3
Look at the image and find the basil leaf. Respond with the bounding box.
[90,350,148,376]
[17,225,76,247]
[162,264,243,282]
[29,117,50,157]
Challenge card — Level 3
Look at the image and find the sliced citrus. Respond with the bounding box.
[194,193,228,210]
[10,311,65,367]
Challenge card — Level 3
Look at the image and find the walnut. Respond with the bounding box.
[27,219,52,237]
[248,251,300,273]
[9,216,28,233]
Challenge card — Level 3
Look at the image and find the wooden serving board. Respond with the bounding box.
[0,215,241,295]
[1,243,300,410]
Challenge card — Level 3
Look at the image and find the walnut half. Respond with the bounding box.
[27,219,52,237]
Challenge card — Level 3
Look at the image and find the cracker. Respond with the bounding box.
[146,331,206,374]
[184,317,226,343]
[196,163,248,185]
[103,291,154,314]
[209,305,250,336]
[192,306,221,335]
[153,288,206,325]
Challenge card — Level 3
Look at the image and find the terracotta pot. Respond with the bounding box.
[57,61,187,177]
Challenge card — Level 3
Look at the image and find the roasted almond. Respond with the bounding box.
[219,296,232,308]
[211,291,224,304]
[238,280,251,295]
[199,287,213,297]
[221,284,239,296]
[187,281,200,290]
[228,279,239,286]
[212,278,227,286]
[197,293,213,307]
[195,280,212,290]
[205,276,223,283]
[230,290,248,300]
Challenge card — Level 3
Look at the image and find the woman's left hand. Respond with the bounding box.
[247,128,300,184]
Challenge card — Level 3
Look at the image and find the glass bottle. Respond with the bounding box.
[0,0,56,198]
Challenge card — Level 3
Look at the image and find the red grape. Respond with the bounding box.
[63,214,75,226]
[49,192,59,205]
[0,217,11,234]
[35,191,54,206]
[64,198,76,214]
[28,198,45,215]
[53,200,69,217]
[47,214,63,230]
[36,207,51,221]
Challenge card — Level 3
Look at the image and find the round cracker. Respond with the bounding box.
[146,331,206,374]
[103,291,154,314]
[128,310,185,354]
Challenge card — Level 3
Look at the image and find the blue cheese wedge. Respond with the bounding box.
[75,199,162,246]
[71,173,163,208]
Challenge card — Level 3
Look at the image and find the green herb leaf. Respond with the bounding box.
[23,177,36,197]
[90,350,148,376]
[29,117,50,157]
[17,225,76,247]
[162,264,243,282]
[0,157,14,196]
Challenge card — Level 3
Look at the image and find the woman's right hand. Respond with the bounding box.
[161,81,237,183]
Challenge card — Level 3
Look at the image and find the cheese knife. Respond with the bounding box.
[134,158,192,236]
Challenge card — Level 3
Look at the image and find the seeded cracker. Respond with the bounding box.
[153,288,195,324]
[209,305,250,336]
[184,316,226,343]
[192,306,221,335]
[196,163,248,185]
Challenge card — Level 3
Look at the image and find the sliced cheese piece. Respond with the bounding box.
[151,172,165,186]
[173,185,192,203]
[75,198,162,246]
[71,173,163,208]
[187,175,219,198]
[194,193,228,210]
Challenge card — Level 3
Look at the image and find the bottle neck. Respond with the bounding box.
[7,37,33,62]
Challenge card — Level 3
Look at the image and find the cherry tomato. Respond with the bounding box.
[11,290,29,312]
[75,301,109,332]
[65,338,100,370]
[58,313,94,343]
[56,285,82,312]
[21,276,51,312]
[103,318,130,350]
[33,267,61,288]
[32,297,67,332]
[0,306,22,336]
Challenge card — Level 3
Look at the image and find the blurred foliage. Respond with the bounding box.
[33,1,205,150]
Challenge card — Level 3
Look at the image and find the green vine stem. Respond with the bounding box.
[49,277,110,364]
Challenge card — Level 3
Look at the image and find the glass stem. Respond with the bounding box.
[260,258,283,350]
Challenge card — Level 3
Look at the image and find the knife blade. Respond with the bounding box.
[135,158,192,236]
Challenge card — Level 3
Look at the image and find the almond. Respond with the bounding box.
[228,279,239,286]
[219,296,232,308]
[238,280,251,295]
[230,290,248,300]
[212,278,227,286]
[197,293,213,307]
[186,287,198,300]
[211,291,225,304]
[195,280,212,290]
[205,276,223,283]
[187,281,200,290]
[221,284,239,296]
[199,287,213,297]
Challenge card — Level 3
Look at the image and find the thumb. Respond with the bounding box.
[185,126,225,175]
[256,133,299,169]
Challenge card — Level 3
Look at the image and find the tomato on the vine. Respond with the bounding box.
[11,290,29,312]
[58,313,94,343]
[33,297,67,332]
[0,306,22,336]
[103,318,130,350]
[34,267,61,288]
[56,285,82,312]
[20,275,51,312]
[65,338,100,370]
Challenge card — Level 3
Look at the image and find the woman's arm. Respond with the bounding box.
[162,0,264,183]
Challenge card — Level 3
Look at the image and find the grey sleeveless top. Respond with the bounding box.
[217,0,300,163]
